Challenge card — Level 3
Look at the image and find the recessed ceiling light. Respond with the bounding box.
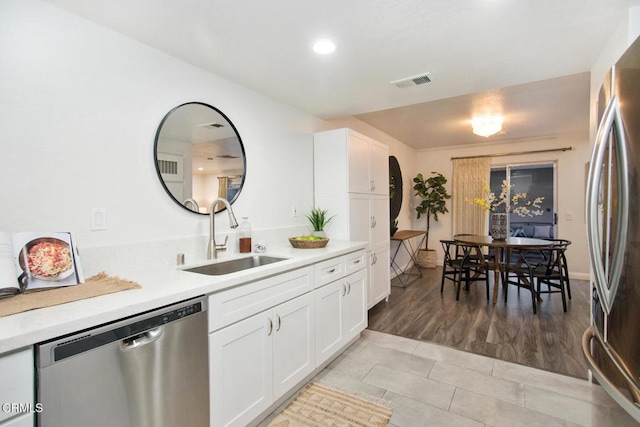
[312,39,336,54]
[197,167,204,171]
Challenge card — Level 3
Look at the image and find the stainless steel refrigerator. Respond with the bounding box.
[583,35,640,423]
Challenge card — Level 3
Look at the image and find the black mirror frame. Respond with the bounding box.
[153,101,246,215]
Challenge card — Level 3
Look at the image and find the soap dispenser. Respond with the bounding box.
[238,217,252,253]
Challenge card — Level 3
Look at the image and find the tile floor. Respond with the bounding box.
[309,330,639,427]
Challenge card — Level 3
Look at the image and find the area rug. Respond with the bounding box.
[268,381,393,427]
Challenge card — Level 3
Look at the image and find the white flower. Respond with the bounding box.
[466,181,544,217]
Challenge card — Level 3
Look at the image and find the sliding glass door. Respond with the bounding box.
[490,163,557,239]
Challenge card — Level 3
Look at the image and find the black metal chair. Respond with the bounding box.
[440,240,489,301]
[504,244,569,314]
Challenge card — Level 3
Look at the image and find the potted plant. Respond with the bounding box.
[413,172,451,268]
[306,207,335,237]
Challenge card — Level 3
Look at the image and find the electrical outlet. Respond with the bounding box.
[91,207,107,231]
[292,205,298,218]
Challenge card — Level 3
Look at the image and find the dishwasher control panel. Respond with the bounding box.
[37,296,206,367]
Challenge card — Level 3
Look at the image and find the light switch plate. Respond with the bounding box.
[91,207,106,231]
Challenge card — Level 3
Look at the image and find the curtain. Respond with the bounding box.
[214,176,229,212]
[452,157,491,236]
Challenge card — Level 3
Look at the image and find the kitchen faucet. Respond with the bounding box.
[183,198,200,212]
[208,198,239,260]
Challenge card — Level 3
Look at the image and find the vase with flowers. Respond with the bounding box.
[466,181,544,240]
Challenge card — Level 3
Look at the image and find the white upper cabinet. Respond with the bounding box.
[369,140,389,195]
[314,128,389,197]
[347,132,371,193]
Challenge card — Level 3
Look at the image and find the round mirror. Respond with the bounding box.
[154,102,246,214]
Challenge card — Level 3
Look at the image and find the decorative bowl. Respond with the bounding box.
[288,237,329,249]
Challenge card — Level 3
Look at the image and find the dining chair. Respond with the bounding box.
[504,244,569,313]
[453,233,496,263]
[544,239,572,299]
[504,247,539,313]
[440,240,489,301]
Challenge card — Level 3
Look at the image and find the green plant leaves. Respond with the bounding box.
[306,207,335,232]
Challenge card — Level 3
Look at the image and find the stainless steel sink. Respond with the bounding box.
[184,255,288,276]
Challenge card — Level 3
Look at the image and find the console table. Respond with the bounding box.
[390,230,426,288]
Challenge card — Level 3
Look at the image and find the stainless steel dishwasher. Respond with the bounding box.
[35,296,208,427]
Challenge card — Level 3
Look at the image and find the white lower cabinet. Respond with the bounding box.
[369,244,391,308]
[208,250,367,427]
[209,292,315,427]
[343,269,367,339]
[315,269,367,366]
[272,293,316,398]
[209,309,272,427]
[314,279,345,364]
[0,348,34,427]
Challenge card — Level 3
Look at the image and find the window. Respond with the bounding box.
[490,163,556,238]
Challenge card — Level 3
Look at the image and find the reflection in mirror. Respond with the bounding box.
[154,102,246,214]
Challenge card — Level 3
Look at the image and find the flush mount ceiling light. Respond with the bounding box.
[471,115,504,137]
[312,39,336,54]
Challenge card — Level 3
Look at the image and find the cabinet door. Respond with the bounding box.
[0,348,33,424]
[348,193,372,247]
[371,194,390,247]
[343,269,367,342]
[347,133,371,193]
[370,141,389,195]
[209,313,273,427]
[315,279,346,366]
[369,245,391,309]
[272,293,315,400]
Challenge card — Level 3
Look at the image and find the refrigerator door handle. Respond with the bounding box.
[586,94,629,315]
[582,326,640,423]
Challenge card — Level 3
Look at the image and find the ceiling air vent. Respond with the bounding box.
[198,122,225,128]
[207,155,239,160]
[391,72,431,88]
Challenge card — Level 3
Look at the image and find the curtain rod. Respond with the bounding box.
[451,146,572,161]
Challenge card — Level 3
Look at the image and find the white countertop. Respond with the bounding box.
[0,240,367,354]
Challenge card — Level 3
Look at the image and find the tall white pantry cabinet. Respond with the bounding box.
[314,128,391,309]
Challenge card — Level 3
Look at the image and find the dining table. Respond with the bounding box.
[453,235,554,303]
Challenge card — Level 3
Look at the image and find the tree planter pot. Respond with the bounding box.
[417,249,437,269]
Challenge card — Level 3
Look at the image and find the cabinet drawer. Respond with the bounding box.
[345,250,366,275]
[314,256,346,288]
[208,266,314,332]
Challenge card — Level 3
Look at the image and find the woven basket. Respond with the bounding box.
[289,237,329,249]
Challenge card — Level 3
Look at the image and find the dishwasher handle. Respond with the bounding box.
[120,327,163,351]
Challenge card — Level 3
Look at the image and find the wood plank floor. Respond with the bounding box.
[368,266,591,379]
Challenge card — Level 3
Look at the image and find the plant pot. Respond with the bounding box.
[490,213,508,241]
[312,230,327,238]
[417,249,437,269]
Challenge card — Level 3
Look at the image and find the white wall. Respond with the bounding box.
[0,0,324,251]
[415,133,591,278]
